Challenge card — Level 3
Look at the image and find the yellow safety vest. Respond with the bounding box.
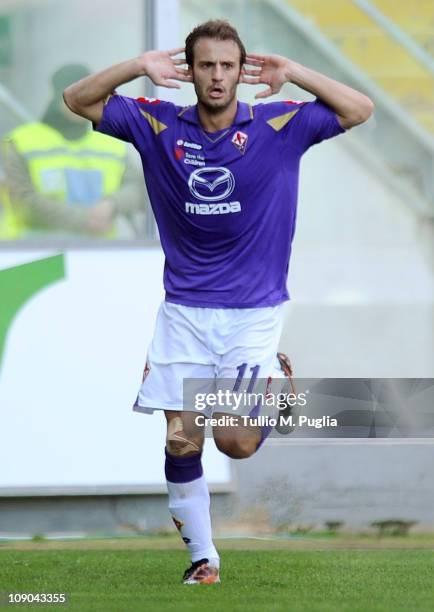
[1,122,127,238]
[0,181,14,238]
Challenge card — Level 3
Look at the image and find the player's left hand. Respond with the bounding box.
[240,53,293,99]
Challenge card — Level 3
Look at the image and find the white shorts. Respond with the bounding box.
[133,301,286,416]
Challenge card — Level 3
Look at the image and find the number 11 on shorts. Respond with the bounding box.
[233,363,260,393]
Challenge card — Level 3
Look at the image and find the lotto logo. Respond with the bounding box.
[177,139,202,150]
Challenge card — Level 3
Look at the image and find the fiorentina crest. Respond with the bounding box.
[231,130,248,154]
[142,361,151,382]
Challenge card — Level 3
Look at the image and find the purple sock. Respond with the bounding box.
[248,401,273,451]
[164,448,203,483]
[256,424,273,450]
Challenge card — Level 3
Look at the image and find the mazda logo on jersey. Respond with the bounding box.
[188,167,235,202]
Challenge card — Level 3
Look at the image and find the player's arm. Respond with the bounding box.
[63,49,192,126]
[241,54,374,130]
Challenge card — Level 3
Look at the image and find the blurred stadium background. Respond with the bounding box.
[1,0,434,540]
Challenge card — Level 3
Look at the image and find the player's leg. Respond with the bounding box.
[213,352,294,458]
[212,306,289,458]
[213,413,261,458]
[164,409,219,578]
[212,362,281,459]
[133,302,220,584]
[165,410,220,584]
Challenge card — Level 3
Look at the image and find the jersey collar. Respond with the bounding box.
[178,101,254,127]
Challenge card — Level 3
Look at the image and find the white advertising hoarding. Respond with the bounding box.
[0,249,232,494]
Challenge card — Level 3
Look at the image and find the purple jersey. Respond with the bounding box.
[95,94,345,307]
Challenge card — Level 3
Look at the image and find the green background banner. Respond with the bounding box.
[0,254,65,372]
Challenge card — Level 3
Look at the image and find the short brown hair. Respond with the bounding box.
[185,19,246,68]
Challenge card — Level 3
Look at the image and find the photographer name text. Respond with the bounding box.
[195,415,338,429]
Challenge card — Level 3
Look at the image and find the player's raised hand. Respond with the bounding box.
[240,53,293,99]
[139,48,192,89]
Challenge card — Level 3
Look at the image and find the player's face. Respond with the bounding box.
[191,38,242,113]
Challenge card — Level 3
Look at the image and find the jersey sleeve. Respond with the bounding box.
[93,94,173,151]
[288,99,346,154]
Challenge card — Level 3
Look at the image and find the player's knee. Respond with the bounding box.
[215,435,258,459]
[166,416,203,457]
[166,437,203,457]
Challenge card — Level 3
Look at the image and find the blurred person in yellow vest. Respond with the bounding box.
[0,179,8,238]
[0,64,145,239]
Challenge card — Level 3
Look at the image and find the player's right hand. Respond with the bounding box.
[139,48,193,90]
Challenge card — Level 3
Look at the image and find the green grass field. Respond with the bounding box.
[1,537,433,611]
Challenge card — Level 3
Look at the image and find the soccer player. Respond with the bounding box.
[64,19,373,584]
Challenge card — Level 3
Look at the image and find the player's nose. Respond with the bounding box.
[212,64,224,80]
